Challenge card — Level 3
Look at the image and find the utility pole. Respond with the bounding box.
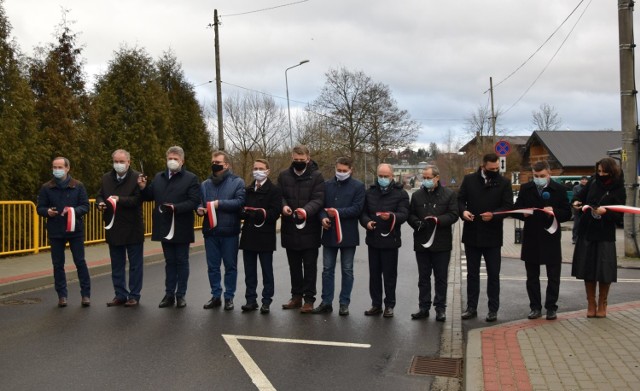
[618,0,639,257]
[214,9,224,151]
[489,77,497,145]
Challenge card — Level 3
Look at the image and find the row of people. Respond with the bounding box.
[36,149,624,322]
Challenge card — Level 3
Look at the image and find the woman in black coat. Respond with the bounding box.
[571,157,626,318]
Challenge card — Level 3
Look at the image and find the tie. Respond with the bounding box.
[256,182,261,191]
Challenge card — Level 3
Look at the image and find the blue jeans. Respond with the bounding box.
[109,243,144,300]
[321,246,355,306]
[242,250,274,305]
[162,242,190,298]
[205,235,239,300]
[50,236,91,298]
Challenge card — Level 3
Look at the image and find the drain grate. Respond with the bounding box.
[0,298,42,306]
[409,356,463,378]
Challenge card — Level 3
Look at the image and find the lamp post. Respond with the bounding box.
[285,59,309,147]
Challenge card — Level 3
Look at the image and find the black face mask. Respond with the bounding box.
[596,174,613,186]
[484,169,499,180]
[211,163,225,175]
[291,161,307,171]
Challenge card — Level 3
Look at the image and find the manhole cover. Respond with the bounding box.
[409,356,463,378]
[0,298,42,306]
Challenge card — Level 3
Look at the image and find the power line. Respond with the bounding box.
[221,0,310,18]
[220,80,308,105]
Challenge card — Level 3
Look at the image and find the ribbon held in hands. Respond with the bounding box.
[206,201,218,229]
[160,203,176,240]
[294,208,307,229]
[493,208,558,234]
[325,208,342,244]
[104,196,118,230]
[375,211,396,237]
[244,206,267,228]
[421,216,439,248]
[64,207,76,232]
[582,204,640,214]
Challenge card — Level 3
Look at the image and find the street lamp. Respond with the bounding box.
[285,59,309,147]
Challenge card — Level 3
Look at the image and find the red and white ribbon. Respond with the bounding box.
[421,216,439,248]
[160,204,175,240]
[206,201,218,229]
[64,207,76,232]
[325,208,342,244]
[375,211,396,237]
[104,196,118,230]
[244,206,267,228]
[294,208,307,229]
[493,208,558,234]
[582,204,640,214]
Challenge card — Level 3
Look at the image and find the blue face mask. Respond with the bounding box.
[52,169,65,179]
[377,177,391,188]
[422,179,435,189]
[533,177,548,187]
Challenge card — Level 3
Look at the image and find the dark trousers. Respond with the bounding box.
[368,247,398,308]
[416,250,451,310]
[525,261,561,311]
[572,211,582,242]
[243,250,274,305]
[464,245,501,312]
[285,248,318,303]
[50,236,91,298]
[162,242,190,298]
[108,243,144,301]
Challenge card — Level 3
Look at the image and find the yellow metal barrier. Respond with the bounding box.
[1,200,204,258]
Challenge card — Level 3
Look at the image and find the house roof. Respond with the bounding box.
[527,130,622,167]
[459,135,530,152]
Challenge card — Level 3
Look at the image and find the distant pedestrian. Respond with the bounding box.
[572,158,625,318]
[97,149,145,307]
[571,176,588,244]
[37,157,91,308]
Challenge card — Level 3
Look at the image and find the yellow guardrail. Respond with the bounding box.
[0,200,203,257]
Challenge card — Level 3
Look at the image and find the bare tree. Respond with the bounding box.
[465,104,503,156]
[532,103,562,131]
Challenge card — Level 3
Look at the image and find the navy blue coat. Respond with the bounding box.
[319,176,365,248]
[37,176,89,239]
[200,170,245,237]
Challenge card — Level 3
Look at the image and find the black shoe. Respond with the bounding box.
[546,310,557,320]
[461,308,477,320]
[383,307,394,318]
[176,297,186,308]
[203,296,222,309]
[528,309,542,319]
[241,302,259,312]
[411,308,429,320]
[435,308,446,322]
[364,306,383,316]
[339,304,349,316]
[486,311,498,322]
[260,303,270,314]
[159,295,175,308]
[311,303,333,314]
[224,299,234,311]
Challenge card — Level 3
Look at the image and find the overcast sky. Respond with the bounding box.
[4,0,635,150]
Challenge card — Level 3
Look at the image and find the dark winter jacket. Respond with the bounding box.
[96,168,145,246]
[141,169,200,243]
[408,185,459,252]
[278,160,325,250]
[457,168,513,248]
[359,181,410,249]
[573,175,626,242]
[200,170,245,237]
[514,180,572,265]
[239,178,282,252]
[37,176,89,239]
[319,176,366,248]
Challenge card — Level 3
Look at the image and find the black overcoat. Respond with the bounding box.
[408,185,459,253]
[239,178,282,252]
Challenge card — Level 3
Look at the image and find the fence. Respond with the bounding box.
[0,200,204,257]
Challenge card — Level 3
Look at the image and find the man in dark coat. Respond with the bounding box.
[37,157,91,308]
[238,158,282,314]
[97,149,145,307]
[278,145,325,313]
[408,165,459,322]
[139,146,200,308]
[514,161,571,320]
[312,157,365,316]
[458,153,513,322]
[359,163,410,318]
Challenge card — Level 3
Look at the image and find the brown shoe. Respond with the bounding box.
[364,306,382,316]
[300,302,314,313]
[58,297,68,308]
[81,296,91,307]
[124,298,139,307]
[282,297,302,310]
[107,297,127,307]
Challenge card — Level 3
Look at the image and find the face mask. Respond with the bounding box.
[484,169,499,179]
[167,159,180,171]
[422,179,435,189]
[596,174,612,186]
[113,163,127,175]
[533,177,548,187]
[377,177,391,188]
[52,169,65,179]
[291,161,307,171]
[211,163,225,175]
[253,170,269,181]
[335,171,351,181]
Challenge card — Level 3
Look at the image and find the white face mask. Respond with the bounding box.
[167,159,181,171]
[253,170,269,181]
[52,169,66,179]
[335,171,351,181]
[113,163,127,174]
